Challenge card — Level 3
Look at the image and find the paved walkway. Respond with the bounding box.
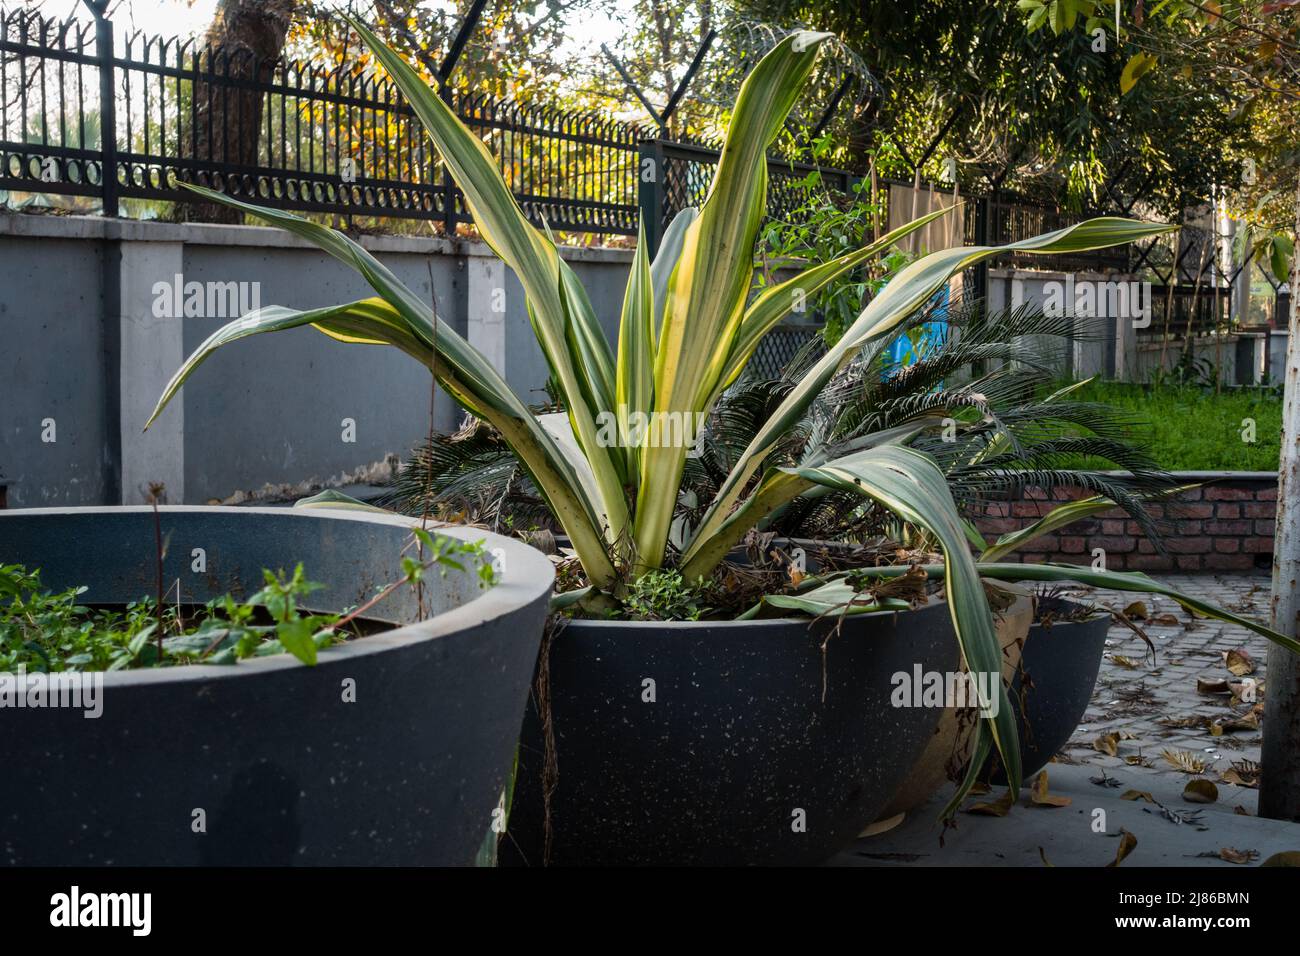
[837,760,1300,866]
[838,573,1296,866]
[1061,573,1271,811]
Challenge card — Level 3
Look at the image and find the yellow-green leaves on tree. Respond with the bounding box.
[1121,52,1158,94]
[1270,234,1294,283]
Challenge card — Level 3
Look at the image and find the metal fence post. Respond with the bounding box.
[972,194,989,304]
[440,90,458,236]
[638,138,665,257]
[88,2,118,217]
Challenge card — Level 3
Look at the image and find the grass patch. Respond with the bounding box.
[1061,380,1281,472]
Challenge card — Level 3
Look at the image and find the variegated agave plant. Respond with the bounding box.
[146,20,1195,800]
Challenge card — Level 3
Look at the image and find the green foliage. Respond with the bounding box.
[748,0,1249,216]
[0,562,341,671]
[1051,379,1282,471]
[409,527,498,590]
[758,165,914,346]
[0,533,495,672]
[622,569,712,621]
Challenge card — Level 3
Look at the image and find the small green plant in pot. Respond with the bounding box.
[145,20,1238,863]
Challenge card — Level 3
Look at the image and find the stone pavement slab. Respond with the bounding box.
[833,762,1300,867]
[1060,573,1271,791]
[833,572,1297,867]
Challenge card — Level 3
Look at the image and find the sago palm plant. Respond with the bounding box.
[145,20,1255,801]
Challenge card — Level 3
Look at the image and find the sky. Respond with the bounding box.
[36,0,629,54]
[43,0,218,36]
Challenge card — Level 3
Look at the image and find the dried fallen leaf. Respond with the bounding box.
[1234,806,1251,816]
[1183,779,1219,804]
[1111,654,1139,670]
[1038,846,1055,867]
[1219,847,1259,865]
[1029,771,1072,808]
[1149,613,1180,626]
[1123,601,1149,620]
[1124,754,1154,767]
[1197,678,1231,695]
[1121,789,1155,803]
[1094,732,1121,757]
[1225,648,1256,677]
[1221,759,1261,789]
[967,789,1015,817]
[1161,715,1208,729]
[1261,851,1300,866]
[1229,682,1265,706]
[1163,749,1209,774]
[1107,829,1138,867]
[1156,803,1205,826]
[1213,712,1260,735]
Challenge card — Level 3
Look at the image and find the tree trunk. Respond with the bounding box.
[184,0,295,223]
[1260,168,1300,822]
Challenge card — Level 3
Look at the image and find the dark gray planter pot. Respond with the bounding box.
[989,597,1111,782]
[502,600,959,866]
[0,506,553,866]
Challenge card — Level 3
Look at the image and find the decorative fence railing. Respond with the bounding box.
[1,6,646,232]
[13,2,1263,349]
[3,7,1118,259]
[638,138,862,248]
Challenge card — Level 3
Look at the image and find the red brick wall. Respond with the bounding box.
[971,474,1277,572]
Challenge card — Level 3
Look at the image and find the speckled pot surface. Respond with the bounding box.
[502,600,959,866]
[987,597,1111,783]
[876,591,1035,820]
[0,507,552,866]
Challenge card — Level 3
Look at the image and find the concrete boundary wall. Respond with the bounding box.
[0,213,633,508]
[987,268,1269,385]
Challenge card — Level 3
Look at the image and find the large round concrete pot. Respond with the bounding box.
[987,596,1111,781]
[873,590,1035,821]
[500,600,959,866]
[0,506,553,866]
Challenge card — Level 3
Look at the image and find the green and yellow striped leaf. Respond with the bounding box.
[348,17,629,552]
[615,223,656,477]
[782,445,1022,795]
[633,30,832,570]
[687,217,1179,564]
[144,291,617,587]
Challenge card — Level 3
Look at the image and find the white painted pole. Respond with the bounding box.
[1260,170,1300,821]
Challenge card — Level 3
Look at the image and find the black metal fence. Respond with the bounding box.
[3,5,1098,257]
[637,137,862,249]
[4,7,1270,383]
[1,6,645,232]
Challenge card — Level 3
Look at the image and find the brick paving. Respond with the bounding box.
[1055,572,1273,810]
